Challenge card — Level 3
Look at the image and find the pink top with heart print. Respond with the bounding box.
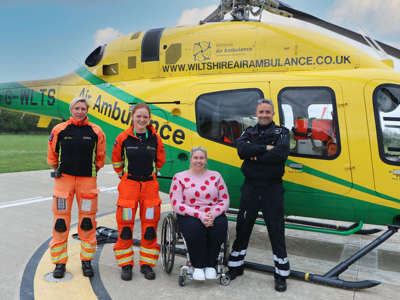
[169,169,230,223]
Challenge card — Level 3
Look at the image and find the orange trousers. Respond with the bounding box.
[49,174,98,264]
[114,175,161,268]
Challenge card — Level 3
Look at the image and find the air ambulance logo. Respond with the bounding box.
[193,41,211,61]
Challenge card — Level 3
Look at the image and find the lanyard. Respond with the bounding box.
[133,128,148,140]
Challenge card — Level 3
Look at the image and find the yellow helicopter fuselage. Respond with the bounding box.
[1,21,399,226]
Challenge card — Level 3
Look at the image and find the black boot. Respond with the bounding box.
[82,261,94,277]
[140,264,156,280]
[274,277,287,292]
[226,267,244,280]
[53,263,66,279]
[121,265,133,281]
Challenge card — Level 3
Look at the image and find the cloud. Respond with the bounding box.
[177,5,218,26]
[328,0,400,38]
[93,27,122,47]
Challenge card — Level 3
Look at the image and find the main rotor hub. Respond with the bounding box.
[201,0,292,23]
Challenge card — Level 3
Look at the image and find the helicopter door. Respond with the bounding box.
[364,82,400,203]
[272,82,353,219]
[148,107,175,176]
[191,84,267,208]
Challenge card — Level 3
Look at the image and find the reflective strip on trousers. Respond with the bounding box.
[140,255,157,266]
[51,252,68,263]
[275,267,290,277]
[140,247,159,256]
[115,248,133,255]
[51,242,67,254]
[117,255,134,265]
[228,260,244,267]
[230,249,246,257]
[274,255,288,264]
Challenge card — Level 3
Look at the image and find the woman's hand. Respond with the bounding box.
[203,212,214,227]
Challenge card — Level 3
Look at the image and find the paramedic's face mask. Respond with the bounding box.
[256,103,274,126]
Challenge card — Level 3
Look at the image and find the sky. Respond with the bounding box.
[0,0,399,83]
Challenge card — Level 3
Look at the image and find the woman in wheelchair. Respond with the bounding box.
[169,146,230,281]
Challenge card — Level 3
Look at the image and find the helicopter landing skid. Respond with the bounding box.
[244,225,399,289]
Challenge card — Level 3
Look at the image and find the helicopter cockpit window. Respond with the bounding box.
[278,87,340,159]
[195,89,264,146]
[85,44,106,67]
[373,84,400,165]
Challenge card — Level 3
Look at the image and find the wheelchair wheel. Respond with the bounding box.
[220,273,231,286]
[161,213,176,274]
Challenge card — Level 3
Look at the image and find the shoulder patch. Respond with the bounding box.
[49,133,53,141]
[113,140,118,146]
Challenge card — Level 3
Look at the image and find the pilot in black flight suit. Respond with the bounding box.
[227,98,290,292]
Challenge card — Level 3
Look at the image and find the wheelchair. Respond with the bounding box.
[160,212,231,286]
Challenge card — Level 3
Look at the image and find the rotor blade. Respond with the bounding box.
[277,2,400,59]
[201,5,223,24]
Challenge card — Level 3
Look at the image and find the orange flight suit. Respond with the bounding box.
[112,124,165,268]
[47,117,106,264]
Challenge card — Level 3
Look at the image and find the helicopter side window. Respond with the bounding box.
[195,88,263,146]
[278,87,340,159]
[373,84,400,165]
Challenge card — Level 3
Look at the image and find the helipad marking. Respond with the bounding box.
[0,186,117,209]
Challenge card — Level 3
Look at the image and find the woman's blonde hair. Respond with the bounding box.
[70,96,90,111]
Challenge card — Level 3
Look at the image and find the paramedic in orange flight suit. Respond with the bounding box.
[47,96,106,279]
[112,102,165,281]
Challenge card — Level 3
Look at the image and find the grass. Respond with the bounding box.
[0,134,111,173]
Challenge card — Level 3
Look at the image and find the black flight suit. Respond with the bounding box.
[228,121,290,279]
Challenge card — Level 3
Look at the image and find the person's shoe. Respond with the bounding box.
[204,267,217,280]
[226,268,244,280]
[140,264,156,280]
[274,277,287,292]
[53,263,66,279]
[81,260,94,277]
[121,265,133,281]
[192,268,205,281]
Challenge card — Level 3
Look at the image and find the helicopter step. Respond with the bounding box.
[284,217,382,235]
[227,209,383,235]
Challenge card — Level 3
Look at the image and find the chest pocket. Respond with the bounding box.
[62,135,95,153]
[126,144,156,161]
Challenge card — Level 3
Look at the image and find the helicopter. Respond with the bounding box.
[0,0,399,290]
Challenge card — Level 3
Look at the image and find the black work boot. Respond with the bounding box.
[140,264,156,280]
[121,265,133,281]
[53,263,66,279]
[82,260,94,277]
[274,277,287,292]
[226,267,244,280]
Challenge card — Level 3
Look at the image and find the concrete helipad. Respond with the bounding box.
[0,165,399,300]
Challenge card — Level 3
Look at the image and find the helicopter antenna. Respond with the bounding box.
[200,0,292,24]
